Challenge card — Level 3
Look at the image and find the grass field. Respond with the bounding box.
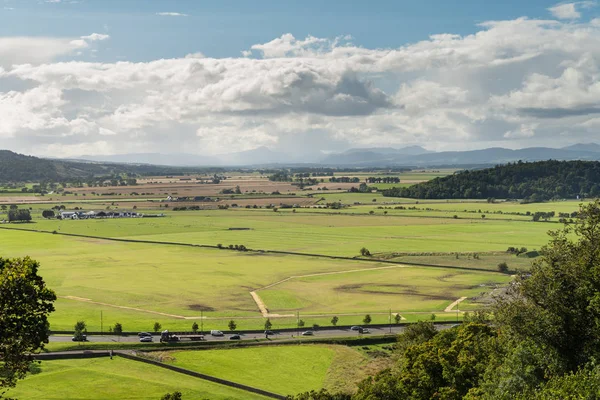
[2,208,555,255]
[170,345,338,395]
[258,266,511,314]
[0,226,507,331]
[8,357,268,399]
[1,194,577,332]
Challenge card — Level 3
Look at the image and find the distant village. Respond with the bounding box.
[58,210,163,220]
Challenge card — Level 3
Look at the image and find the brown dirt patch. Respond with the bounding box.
[187,304,215,312]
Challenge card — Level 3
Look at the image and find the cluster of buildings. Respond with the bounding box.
[59,210,141,220]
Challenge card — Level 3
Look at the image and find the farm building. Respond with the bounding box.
[59,211,141,220]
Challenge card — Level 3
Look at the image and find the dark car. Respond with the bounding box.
[72,334,87,342]
[138,332,152,337]
[264,330,275,336]
[350,326,362,331]
[229,334,241,340]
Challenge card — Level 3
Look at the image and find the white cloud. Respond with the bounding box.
[156,12,189,17]
[81,33,110,42]
[5,15,600,157]
[548,2,595,20]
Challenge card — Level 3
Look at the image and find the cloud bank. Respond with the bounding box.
[3,16,600,157]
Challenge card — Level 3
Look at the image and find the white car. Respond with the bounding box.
[210,330,224,336]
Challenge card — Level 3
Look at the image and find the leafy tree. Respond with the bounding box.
[264,318,272,330]
[497,262,509,273]
[298,319,305,328]
[8,209,31,222]
[8,205,17,210]
[153,322,162,333]
[161,391,183,400]
[331,316,339,326]
[289,389,351,399]
[73,321,87,342]
[113,322,123,336]
[191,322,198,333]
[495,200,600,372]
[228,320,237,331]
[394,314,402,324]
[0,257,56,391]
[359,247,371,257]
[41,210,55,219]
[0,205,5,210]
[363,314,372,325]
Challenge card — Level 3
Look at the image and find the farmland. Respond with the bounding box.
[0,170,584,332]
[7,357,268,399]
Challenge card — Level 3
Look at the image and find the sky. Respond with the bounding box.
[2,0,600,158]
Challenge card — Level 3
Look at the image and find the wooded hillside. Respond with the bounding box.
[0,150,223,182]
[383,160,600,201]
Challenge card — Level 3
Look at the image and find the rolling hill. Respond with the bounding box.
[383,160,600,201]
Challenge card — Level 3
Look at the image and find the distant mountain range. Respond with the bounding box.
[3,144,600,183]
[78,144,600,167]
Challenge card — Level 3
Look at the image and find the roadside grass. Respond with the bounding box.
[170,345,336,395]
[8,357,268,400]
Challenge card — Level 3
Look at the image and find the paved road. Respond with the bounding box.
[50,324,456,344]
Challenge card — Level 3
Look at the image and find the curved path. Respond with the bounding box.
[444,297,467,312]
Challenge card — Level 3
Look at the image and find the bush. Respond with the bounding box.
[497,262,509,273]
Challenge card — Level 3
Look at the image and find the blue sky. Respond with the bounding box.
[2,0,600,160]
[0,0,584,61]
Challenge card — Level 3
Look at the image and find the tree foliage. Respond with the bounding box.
[7,209,31,222]
[383,160,600,201]
[0,257,56,390]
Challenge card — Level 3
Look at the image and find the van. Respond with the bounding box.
[210,330,224,336]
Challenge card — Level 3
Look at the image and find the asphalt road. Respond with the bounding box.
[50,324,457,344]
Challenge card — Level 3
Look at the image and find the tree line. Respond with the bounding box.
[383,160,600,201]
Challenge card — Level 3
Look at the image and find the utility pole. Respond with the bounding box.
[389,309,392,334]
[200,310,203,334]
[297,311,300,339]
[100,310,103,335]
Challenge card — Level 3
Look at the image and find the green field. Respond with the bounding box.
[258,266,511,314]
[1,196,577,332]
[8,357,268,399]
[2,208,554,255]
[170,345,338,395]
[0,226,508,331]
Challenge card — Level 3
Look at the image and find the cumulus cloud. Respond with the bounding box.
[548,2,595,20]
[5,14,600,157]
[81,33,110,42]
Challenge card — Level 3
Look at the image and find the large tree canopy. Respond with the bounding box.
[0,257,56,392]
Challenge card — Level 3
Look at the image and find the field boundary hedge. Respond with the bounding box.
[0,226,508,275]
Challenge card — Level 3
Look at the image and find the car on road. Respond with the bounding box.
[210,330,224,336]
[139,336,153,342]
[229,334,241,340]
[264,330,275,336]
[138,332,152,337]
[350,326,362,331]
[362,328,370,334]
[301,331,314,336]
[72,335,87,342]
